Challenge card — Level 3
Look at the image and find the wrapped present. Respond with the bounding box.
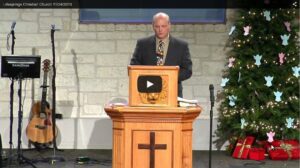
[249,148,265,160]
[232,136,255,159]
[269,140,300,160]
[272,140,299,147]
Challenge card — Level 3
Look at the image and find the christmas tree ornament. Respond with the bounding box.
[238,72,241,82]
[264,76,273,87]
[243,26,251,36]
[278,52,285,65]
[286,117,294,128]
[228,57,235,67]
[274,91,283,102]
[221,78,229,87]
[228,95,237,106]
[284,21,291,32]
[254,90,259,97]
[263,10,271,21]
[280,34,290,46]
[229,25,236,35]
[253,54,262,67]
[241,118,247,129]
[266,131,275,143]
[292,66,300,77]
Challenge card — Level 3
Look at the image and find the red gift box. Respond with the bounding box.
[249,148,265,160]
[269,140,300,160]
[272,140,299,147]
[232,136,255,159]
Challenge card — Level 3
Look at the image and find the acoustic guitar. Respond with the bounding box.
[26,59,57,144]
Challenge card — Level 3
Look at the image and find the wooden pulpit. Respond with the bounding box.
[104,66,202,168]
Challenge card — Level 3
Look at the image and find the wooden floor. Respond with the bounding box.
[1,149,299,168]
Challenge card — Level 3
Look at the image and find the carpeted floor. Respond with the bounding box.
[1,149,299,168]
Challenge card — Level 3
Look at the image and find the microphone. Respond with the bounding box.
[209,84,214,107]
[51,24,60,31]
[11,21,16,31]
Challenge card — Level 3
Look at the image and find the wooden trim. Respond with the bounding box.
[105,106,202,123]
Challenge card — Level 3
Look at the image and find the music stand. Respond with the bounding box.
[1,56,41,78]
[1,56,41,168]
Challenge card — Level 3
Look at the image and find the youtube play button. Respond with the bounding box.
[137,75,162,93]
[147,81,154,88]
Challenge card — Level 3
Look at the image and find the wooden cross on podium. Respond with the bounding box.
[138,132,167,168]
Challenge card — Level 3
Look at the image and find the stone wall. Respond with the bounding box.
[0,9,236,149]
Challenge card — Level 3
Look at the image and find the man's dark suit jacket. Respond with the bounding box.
[130,35,193,97]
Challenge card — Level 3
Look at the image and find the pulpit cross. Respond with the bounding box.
[138,132,167,168]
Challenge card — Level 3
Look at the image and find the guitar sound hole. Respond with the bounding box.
[35,125,46,129]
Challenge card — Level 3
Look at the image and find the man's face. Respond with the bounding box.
[153,17,170,40]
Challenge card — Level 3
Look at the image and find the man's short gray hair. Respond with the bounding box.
[152,12,170,24]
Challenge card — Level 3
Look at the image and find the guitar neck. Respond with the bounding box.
[41,71,48,114]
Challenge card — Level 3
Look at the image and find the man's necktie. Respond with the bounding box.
[156,40,164,66]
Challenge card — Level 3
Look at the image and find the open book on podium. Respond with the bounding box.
[128,65,179,107]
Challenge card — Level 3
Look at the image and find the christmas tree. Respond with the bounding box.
[215,5,299,152]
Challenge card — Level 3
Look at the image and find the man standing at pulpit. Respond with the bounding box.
[130,12,193,98]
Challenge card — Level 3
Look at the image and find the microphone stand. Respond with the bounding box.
[209,84,214,168]
[51,24,58,151]
[8,24,16,164]
[11,26,15,55]
[8,24,37,168]
[46,25,65,164]
[16,75,24,162]
[16,75,36,168]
